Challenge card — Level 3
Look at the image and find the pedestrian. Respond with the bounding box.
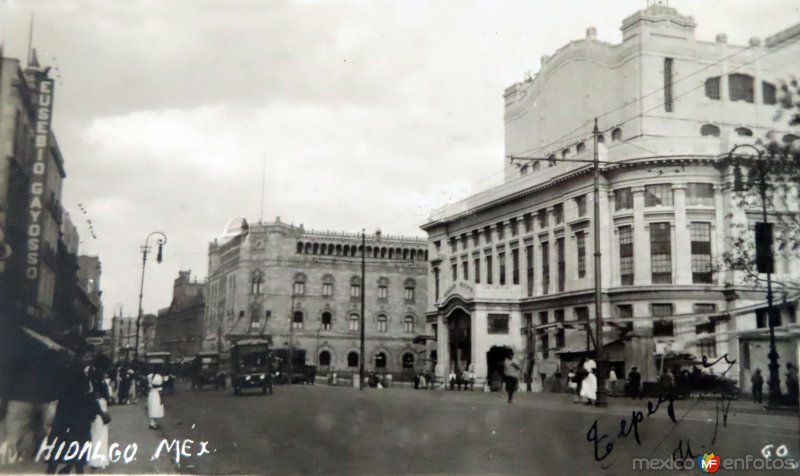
[581,368,598,405]
[786,362,799,405]
[751,368,764,404]
[419,373,426,389]
[567,368,578,395]
[627,367,642,400]
[448,369,456,391]
[45,358,102,474]
[660,368,676,399]
[503,353,520,404]
[89,367,112,471]
[147,373,165,430]
[573,358,587,404]
[468,368,476,391]
[608,368,618,394]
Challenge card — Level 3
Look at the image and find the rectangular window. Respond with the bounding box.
[404,287,415,302]
[686,183,714,206]
[474,257,481,284]
[322,283,333,297]
[556,237,565,292]
[510,218,518,237]
[541,242,550,295]
[615,188,633,211]
[690,222,712,284]
[498,252,506,285]
[698,339,717,359]
[460,234,468,251]
[350,283,361,298]
[650,223,672,284]
[652,303,673,337]
[619,226,634,285]
[537,210,548,229]
[540,332,550,359]
[664,58,674,112]
[378,285,388,300]
[497,223,505,240]
[449,237,457,253]
[538,311,549,326]
[756,308,781,329]
[484,226,492,244]
[451,262,458,282]
[729,73,754,103]
[554,309,565,348]
[472,230,480,248]
[462,260,469,281]
[524,213,533,233]
[349,315,359,331]
[705,76,721,100]
[553,204,564,225]
[617,305,633,319]
[526,244,534,297]
[434,268,440,301]
[377,318,388,333]
[487,314,510,334]
[486,254,493,285]
[645,184,673,207]
[576,232,586,279]
[575,195,587,217]
[763,81,777,105]
[512,248,520,285]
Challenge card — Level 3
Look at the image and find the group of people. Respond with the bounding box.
[447,367,476,391]
[567,357,598,405]
[750,362,799,405]
[44,350,113,474]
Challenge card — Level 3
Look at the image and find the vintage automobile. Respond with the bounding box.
[271,348,308,385]
[190,352,227,390]
[230,339,272,395]
[144,351,176,395]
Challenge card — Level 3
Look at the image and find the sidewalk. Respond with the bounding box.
[102,402,177,474]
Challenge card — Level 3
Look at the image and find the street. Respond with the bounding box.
[132,383,799,475]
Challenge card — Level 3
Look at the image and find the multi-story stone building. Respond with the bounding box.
[204,217,429,378]
[154,270,205,358]
[422,4,800,389]
[0,49,67,334]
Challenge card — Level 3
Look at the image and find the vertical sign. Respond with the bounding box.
[25,78,54,282]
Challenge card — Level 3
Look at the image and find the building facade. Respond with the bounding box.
[204,218,429,378]
[422,5,800,388]
[154,270,205,358]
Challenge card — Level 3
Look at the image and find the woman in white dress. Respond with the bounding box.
[89,371,111,469]
[580,368,598,405]
[147,373,164,430]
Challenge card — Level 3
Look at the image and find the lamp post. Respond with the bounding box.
[729,143,781,407]
[360,229,366,390]
[134,231,167,364]
[592,118,608,407]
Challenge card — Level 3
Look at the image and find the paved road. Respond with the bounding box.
[153,383,799,475]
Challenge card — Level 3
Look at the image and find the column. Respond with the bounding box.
[673,184,692,285]
[632,187,650,285]
[598,182,613,289]
[436,313,449,383]
[713,184,725,286]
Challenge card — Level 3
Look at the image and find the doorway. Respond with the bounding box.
[447,309,471,374]
[486,345,513,391]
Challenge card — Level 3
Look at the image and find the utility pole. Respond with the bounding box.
[593,118,608,407]
[360,230,366,390]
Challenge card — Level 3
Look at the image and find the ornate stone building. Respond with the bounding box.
[204,218,429,378]
[154,270,205,358]
[422,4,800,388]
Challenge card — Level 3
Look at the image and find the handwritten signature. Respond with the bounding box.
[587,354,736,468]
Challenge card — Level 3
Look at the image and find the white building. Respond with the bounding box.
[422,4,800,390]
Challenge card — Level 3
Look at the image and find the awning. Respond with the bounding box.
[0,326,74,403]
[555,330,621,355]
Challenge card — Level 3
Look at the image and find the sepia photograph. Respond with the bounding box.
[0,0,799,474]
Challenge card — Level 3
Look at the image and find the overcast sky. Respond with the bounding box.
[0,0,798,326]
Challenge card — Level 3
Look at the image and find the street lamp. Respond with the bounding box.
[134,231,167,364]
[360,229,366,390]
[729,143,781,407]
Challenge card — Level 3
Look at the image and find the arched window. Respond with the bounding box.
[611,128,622,142]
[532,160,541,172]
[705,76,721,100]
[735,127,753,137]
[561,148,570,159]
[293,273,306,296]
[251,271,263,295]
[319,350,331,366]
[375,352,387,369]
[576,142,587,153]
[292,310,304,330]
[377,315,388,333]
[322,274,334,298]
[349,313,359,331]
[296,242,303,254]
[597,134,605,144]
[547,154,556,167]
[700,124,720,137]
[403,315,415,333]
[350,275,361,299]
[520,164,529,176]
[321,312,332,330]
[403,278,416,303]
[347,352,359,368]
[305,243,312,254]
[402,353,414,369]
[762,81,777,105]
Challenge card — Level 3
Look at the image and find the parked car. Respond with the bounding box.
[190,352,226,390]
[230,339,272,395]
